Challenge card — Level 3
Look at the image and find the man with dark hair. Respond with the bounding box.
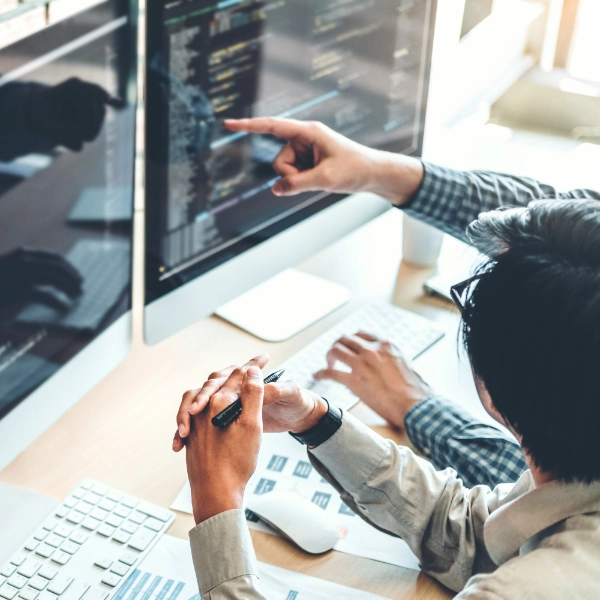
[460,199,600,483]
[173,119,600,598]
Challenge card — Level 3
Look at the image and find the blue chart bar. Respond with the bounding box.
[116,571,187,600]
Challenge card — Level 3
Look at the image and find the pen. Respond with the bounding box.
[211,369,285,429]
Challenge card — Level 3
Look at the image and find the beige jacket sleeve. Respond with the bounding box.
[188,412,516,597]
[309,412,503,592]
[189,510,267,599]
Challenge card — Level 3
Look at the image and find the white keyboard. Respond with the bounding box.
[0,480,174,600]
[279,303,445,410]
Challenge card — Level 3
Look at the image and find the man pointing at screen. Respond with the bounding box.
[172,117,600,599]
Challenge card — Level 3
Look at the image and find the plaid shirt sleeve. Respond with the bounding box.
[404,396,528,488]
[402,161,600,243]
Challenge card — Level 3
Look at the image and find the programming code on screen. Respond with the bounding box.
[145,0,435,300]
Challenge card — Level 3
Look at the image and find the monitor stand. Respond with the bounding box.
[215,269,351,342]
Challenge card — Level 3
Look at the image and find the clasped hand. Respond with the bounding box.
[173,355,326,524]
[172,340,431,524]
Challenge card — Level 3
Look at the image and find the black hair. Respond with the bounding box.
[462,199,600,483]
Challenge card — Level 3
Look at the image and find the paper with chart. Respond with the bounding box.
[171,433,420,570]
[139,534,391,600]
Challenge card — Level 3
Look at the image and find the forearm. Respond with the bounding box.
[363,151,425,207]
[405,396,528,489]
[189,510,268,600]
[308,412,496,592]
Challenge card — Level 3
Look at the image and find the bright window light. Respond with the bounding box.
[568,0,600,82]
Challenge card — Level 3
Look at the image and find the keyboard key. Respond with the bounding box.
[112,507,130,519]
[32,531,47,542]
[117,553,137,567]
[136,503,170,522]
[105,515,123,528]
[127,528,155,552]
[81,517,101,531]
[9,558,25,568]
[92,484,108,496]
[54,507,68,519]
[6,577,27,590]
[120,522,137,535]
[73,502,93,516]
[0,568,15,579]
[82,589,108,600]
[63,498,77,509]
[112,531,130,545]
[105,491,123,503]
[120,497,138,509]
[90,508,108,522]
[65,512,83,525]
[60,582,89,600]
[23,541,38,553]
[44,535,62,549]
[26,579,46,592]
[143,518,163,532]
[99,574,120,589]
[16,561,40,579]
[97,524,115,538]
[18,589,38,600]
[49,553,70,567]
[93,558,112,570]
[47,575,72,596]
[42,520,58,532]
[83,492,102,506]
[59,542,78,556]
[79,481,92,490]
[98,499,116,513]
[37,592,58,600]
[33,546,53,560]
[108,563,128,577]
[71,489,85,500]
[36,568,56,581]
[0,584,19,599]
[68,532,87,545]
[126,512,144,525]
[54,525,73,539]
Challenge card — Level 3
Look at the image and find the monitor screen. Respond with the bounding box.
[0,0,137,419]
[145,0,436,304]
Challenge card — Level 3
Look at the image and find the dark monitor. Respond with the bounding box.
[0,0,137,465]
[145,0,437,343]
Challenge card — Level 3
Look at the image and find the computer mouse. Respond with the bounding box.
[246,490,340,554]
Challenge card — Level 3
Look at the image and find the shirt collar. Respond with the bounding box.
[484,475,600,565]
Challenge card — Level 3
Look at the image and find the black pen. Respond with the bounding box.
[211,369,285,429]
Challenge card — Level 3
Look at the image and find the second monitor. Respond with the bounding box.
[145,0,437,344]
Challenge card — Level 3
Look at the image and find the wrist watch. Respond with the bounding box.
[289,398,342,447]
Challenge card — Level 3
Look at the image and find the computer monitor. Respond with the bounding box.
[0,0,137,469]
[145,0,437,345]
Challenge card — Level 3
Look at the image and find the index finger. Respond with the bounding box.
[224,117,306,140]
[238,366,264,423]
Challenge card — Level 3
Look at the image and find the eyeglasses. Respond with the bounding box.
[450,274,484,316]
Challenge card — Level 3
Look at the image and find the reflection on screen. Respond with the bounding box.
[0,0,136,418]
[145,0,436,302]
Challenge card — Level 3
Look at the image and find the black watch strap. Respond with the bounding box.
[289,398,342,447]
